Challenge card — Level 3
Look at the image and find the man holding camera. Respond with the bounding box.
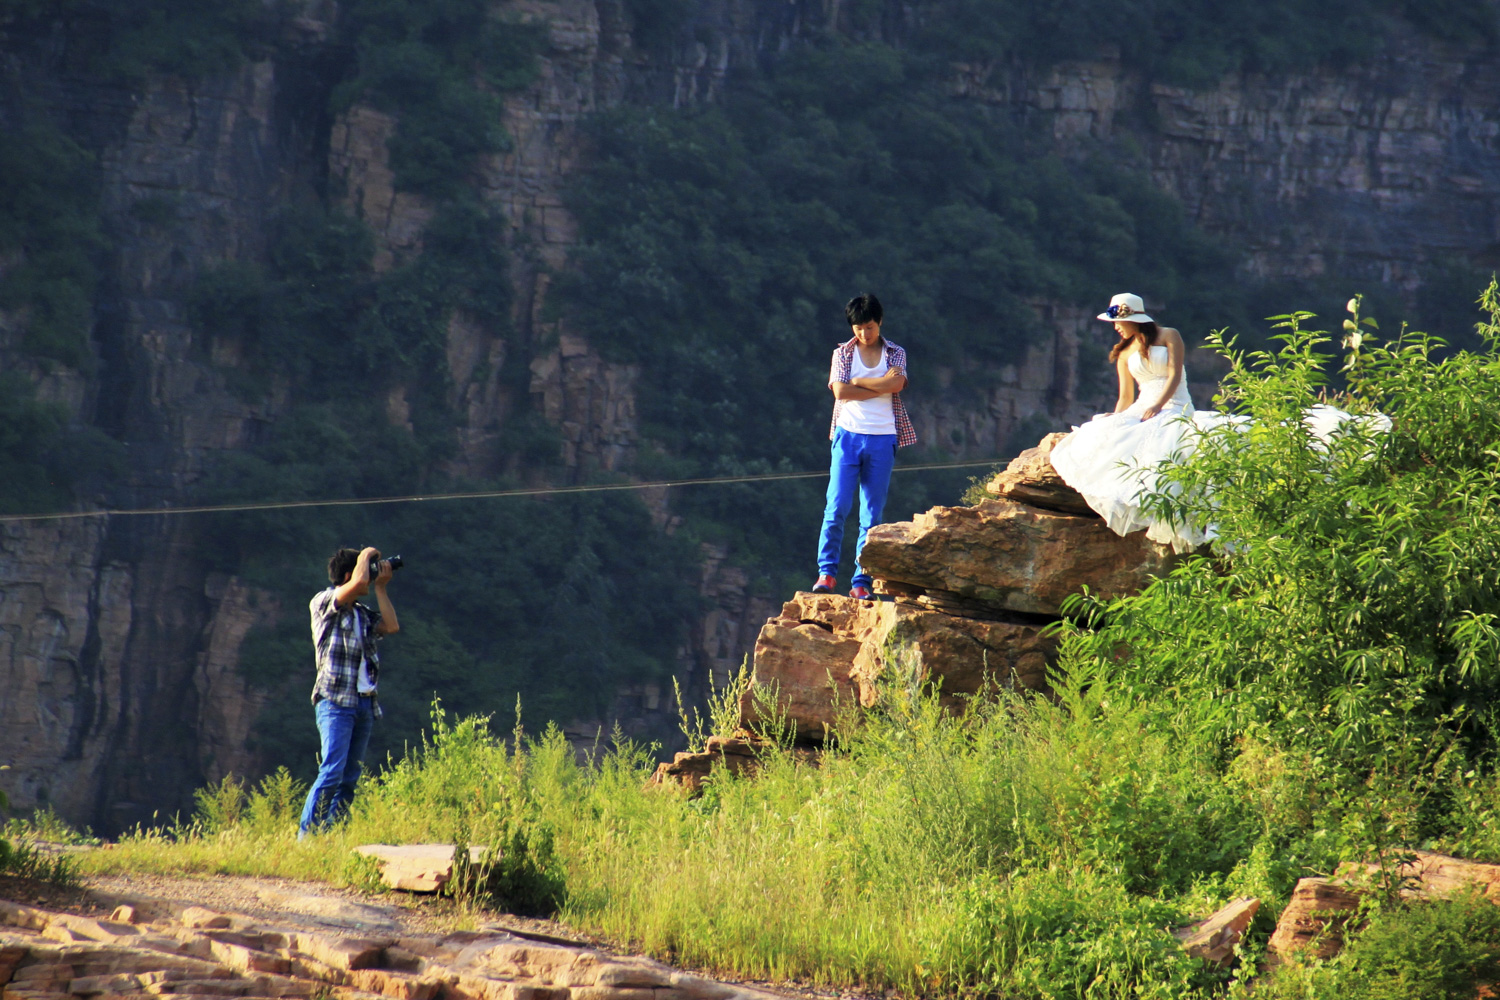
[298,546,399,837]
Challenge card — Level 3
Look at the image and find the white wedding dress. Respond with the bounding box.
[1049,345,1214,552]
[1049,344,1387,552]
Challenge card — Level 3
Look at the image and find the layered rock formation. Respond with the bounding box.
[738,436,1175,738]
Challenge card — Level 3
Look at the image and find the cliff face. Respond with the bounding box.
[0,15,340,829]
[4,0,1500,833]
[1017,45,1500,287]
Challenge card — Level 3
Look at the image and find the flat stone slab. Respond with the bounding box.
[353,844,488,893]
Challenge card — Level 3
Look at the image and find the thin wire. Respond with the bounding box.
[0,458,1004,524]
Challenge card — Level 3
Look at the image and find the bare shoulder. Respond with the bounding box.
[1159,326,1185,346]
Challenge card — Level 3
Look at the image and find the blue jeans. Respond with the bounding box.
[298,695,375,835]
[817,428,898,588]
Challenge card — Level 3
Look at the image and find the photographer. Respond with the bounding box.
[298,546,400,837]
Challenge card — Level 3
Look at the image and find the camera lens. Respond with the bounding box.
[387,554,403,572]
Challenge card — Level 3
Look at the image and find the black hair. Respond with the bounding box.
[845,293,883,327]
[1109,320,1160,363]
[328,547,364,584]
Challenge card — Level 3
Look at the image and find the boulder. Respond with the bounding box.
[353,844,489,893]
[180,906,231,929]
[986,432,1096,517]
[740,603,865,740]
[860,498,1178,616]
[1267,877,1363,961]
[741,593,1054,738]
[1174,897,1259,966]
[847,599,1054,705]
[1337,850,1500,902]
[648,735,763,793]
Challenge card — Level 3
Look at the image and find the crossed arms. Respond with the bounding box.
[831,369,907,400]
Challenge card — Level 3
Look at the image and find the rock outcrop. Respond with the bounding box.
[352,846,491,894]
[859,498,1176,618]
[646,735,770,794]
[1174,897,1260,967]
[1266,877,1365,962]
[986,433,1096,517]
[1264,852,1500,965]
[741,592,1055,740]
[736,437,1174,742]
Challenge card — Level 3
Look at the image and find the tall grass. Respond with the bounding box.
[51,679,1300,995]
[53,667,1500,996]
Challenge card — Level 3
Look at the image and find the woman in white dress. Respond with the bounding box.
[1050,292,1391,554]
[1049,292,1211,552]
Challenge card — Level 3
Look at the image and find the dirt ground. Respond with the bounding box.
[0,868,869,1000]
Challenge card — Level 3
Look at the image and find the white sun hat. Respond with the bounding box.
[1096,292,1155,323]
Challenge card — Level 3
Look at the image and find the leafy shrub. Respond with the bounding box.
[1061,289,1500,769]
[467,806,567,917]
[1258,892,1500,1000]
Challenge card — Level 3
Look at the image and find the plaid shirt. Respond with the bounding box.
[828,337,917,448]
[309,587,383,718]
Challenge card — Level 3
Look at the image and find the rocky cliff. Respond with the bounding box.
[4,0,1500,833]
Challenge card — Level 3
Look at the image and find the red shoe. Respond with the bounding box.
[811,574,836,593]
[849,585,872,600]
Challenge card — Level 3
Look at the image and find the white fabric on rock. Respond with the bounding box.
[1049,346,1385,553]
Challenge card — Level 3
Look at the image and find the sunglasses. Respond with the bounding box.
[1106,303,1137,319]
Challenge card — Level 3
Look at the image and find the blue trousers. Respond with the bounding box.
[298,695,375,835]
[818,428,898,588]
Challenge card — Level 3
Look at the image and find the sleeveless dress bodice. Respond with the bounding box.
[1126,345,1192,414]
[1049,343,1205,551]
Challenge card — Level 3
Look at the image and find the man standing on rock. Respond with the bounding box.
[813,294,916,600]
[298,547,399,837]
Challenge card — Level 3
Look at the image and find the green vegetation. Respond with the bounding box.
[0,118,124,512]
[0,120,105,367]
[0,0,276,80]
[168,0,675,773]
[0,792,77,885]
[65,285,1500,997]
[336,0,544,197]
[185,201,701,769]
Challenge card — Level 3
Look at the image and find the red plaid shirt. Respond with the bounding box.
[828,337,916,447]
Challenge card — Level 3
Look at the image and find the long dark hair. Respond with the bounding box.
[1108,320,1160,363]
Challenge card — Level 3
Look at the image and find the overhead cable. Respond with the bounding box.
[0,458,1005,524]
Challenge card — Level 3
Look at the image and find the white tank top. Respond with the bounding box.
[837,348,897,435]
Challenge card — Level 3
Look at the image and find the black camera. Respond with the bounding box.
[370,552,404,574]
